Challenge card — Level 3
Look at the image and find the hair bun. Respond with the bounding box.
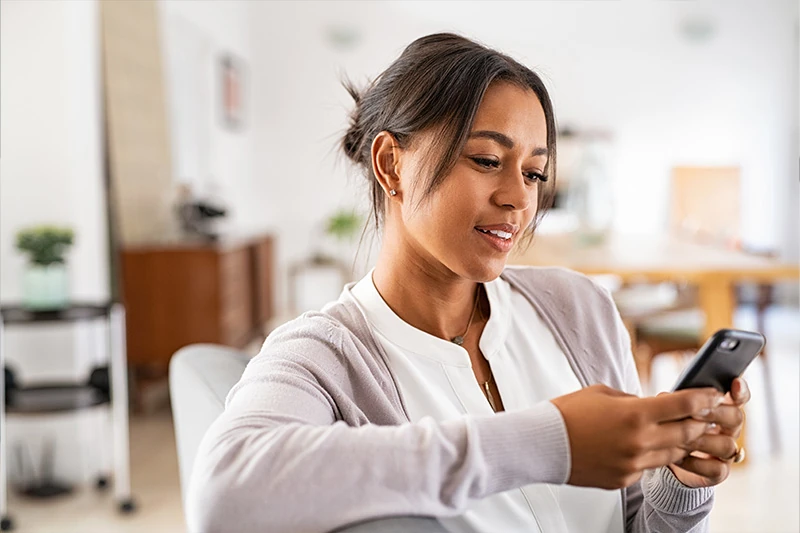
[342,80,365,165]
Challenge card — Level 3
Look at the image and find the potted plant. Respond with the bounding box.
[15,225,74,310]
[290,210,363,314]
[309,210,363,265]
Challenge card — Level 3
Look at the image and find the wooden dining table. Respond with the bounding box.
[510,232,799,341]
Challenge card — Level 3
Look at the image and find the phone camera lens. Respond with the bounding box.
[721,339,739,350]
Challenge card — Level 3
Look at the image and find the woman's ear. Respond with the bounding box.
[371,131,403,199]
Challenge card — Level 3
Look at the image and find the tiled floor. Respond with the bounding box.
[6,306,799,533]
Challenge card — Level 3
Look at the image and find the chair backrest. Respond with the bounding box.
[169,343,250,505]
[670,166,741,248]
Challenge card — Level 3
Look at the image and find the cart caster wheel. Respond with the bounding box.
[0,516,13,531]
[119,499,136,513]
[96,476,109,490]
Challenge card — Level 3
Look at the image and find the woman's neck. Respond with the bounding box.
[371,230,481,342]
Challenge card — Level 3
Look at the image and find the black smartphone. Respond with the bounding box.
[671,328,765,393]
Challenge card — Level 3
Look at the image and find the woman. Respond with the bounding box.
[188,33,749,533]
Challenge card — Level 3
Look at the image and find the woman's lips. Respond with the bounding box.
[475,223,518,235]
[475,227,514,253]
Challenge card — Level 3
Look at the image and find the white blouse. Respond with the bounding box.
[350,272,623,533]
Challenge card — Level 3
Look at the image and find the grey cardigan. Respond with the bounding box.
[187,266,713,533]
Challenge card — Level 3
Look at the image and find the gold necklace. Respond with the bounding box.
[449,286,498,412]
[482,374,497,412]
[450,285,481,346]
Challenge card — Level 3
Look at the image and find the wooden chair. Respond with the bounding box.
[615,166,780,453]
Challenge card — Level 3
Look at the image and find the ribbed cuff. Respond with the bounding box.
[473,401,570,493]
[644,466,715,514]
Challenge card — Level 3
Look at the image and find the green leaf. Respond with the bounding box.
[15,225,74,266]
[325,210,362,241]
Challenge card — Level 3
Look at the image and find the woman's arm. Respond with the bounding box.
[186,339,571,533]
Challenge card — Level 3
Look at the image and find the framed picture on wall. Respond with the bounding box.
[220,53,245,130]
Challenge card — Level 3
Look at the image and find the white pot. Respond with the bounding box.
[23,263,69,310]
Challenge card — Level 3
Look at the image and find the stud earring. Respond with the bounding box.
[389,189,397,197]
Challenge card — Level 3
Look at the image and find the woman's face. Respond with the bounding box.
[395,81,549,282]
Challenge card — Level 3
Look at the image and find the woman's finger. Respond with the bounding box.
[682,434,738,461]
[695,404,744,432]
[674,455,730,486]
[639,447,689,470]
[730,378,751,406]
[651,418,710,449]
[642,388,723,423]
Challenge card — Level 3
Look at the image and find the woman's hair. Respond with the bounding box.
[341,32,557,243]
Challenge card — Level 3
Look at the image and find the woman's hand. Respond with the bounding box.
[667,377,751,488]
[550,384,723,490]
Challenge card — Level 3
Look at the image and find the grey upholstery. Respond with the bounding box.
[170,343,250,501]
[169,344,448,533]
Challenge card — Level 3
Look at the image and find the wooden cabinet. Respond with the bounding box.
[121,234,274,376]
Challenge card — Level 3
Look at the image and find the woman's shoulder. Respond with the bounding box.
[501,265,613,306]
[502,266,634,392]
[260,308,353,359]
[247,300,407,422]
[255,296,384,371]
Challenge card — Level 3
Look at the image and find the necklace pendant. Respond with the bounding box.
[451,335,464,346]
[484,381,497,412]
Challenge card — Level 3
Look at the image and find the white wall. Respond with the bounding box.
[249,0,799,316]
[0,0,108,305]
[788,13,800,264]
[0,0,110,483]
[158,0,260,234]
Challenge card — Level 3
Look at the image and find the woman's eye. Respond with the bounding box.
[524,171,548,183]
[471,157,500,169]
[470,156,547,183]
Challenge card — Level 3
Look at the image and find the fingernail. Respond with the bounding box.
[706,423,717,432]
[698,408,712,417]
[714,395,725,407]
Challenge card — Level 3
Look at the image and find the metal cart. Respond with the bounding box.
[0,303,134,531]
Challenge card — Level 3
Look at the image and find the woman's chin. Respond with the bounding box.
[461,257,507,283]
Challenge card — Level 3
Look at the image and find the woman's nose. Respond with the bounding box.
[492,172,531,211]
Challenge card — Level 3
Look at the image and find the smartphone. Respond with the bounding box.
[671,328,765,393]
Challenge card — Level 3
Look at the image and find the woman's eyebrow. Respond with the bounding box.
[468,130,548,157]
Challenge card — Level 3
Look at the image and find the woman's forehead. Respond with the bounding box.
[471,83,547,145]
[471,83,547,137]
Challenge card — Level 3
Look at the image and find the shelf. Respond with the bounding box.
[0,304,112,326]
[6,384,109,414]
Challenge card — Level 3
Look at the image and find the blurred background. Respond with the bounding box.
[0,0,797,532]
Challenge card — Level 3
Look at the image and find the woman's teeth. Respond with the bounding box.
[478,229,512,240]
